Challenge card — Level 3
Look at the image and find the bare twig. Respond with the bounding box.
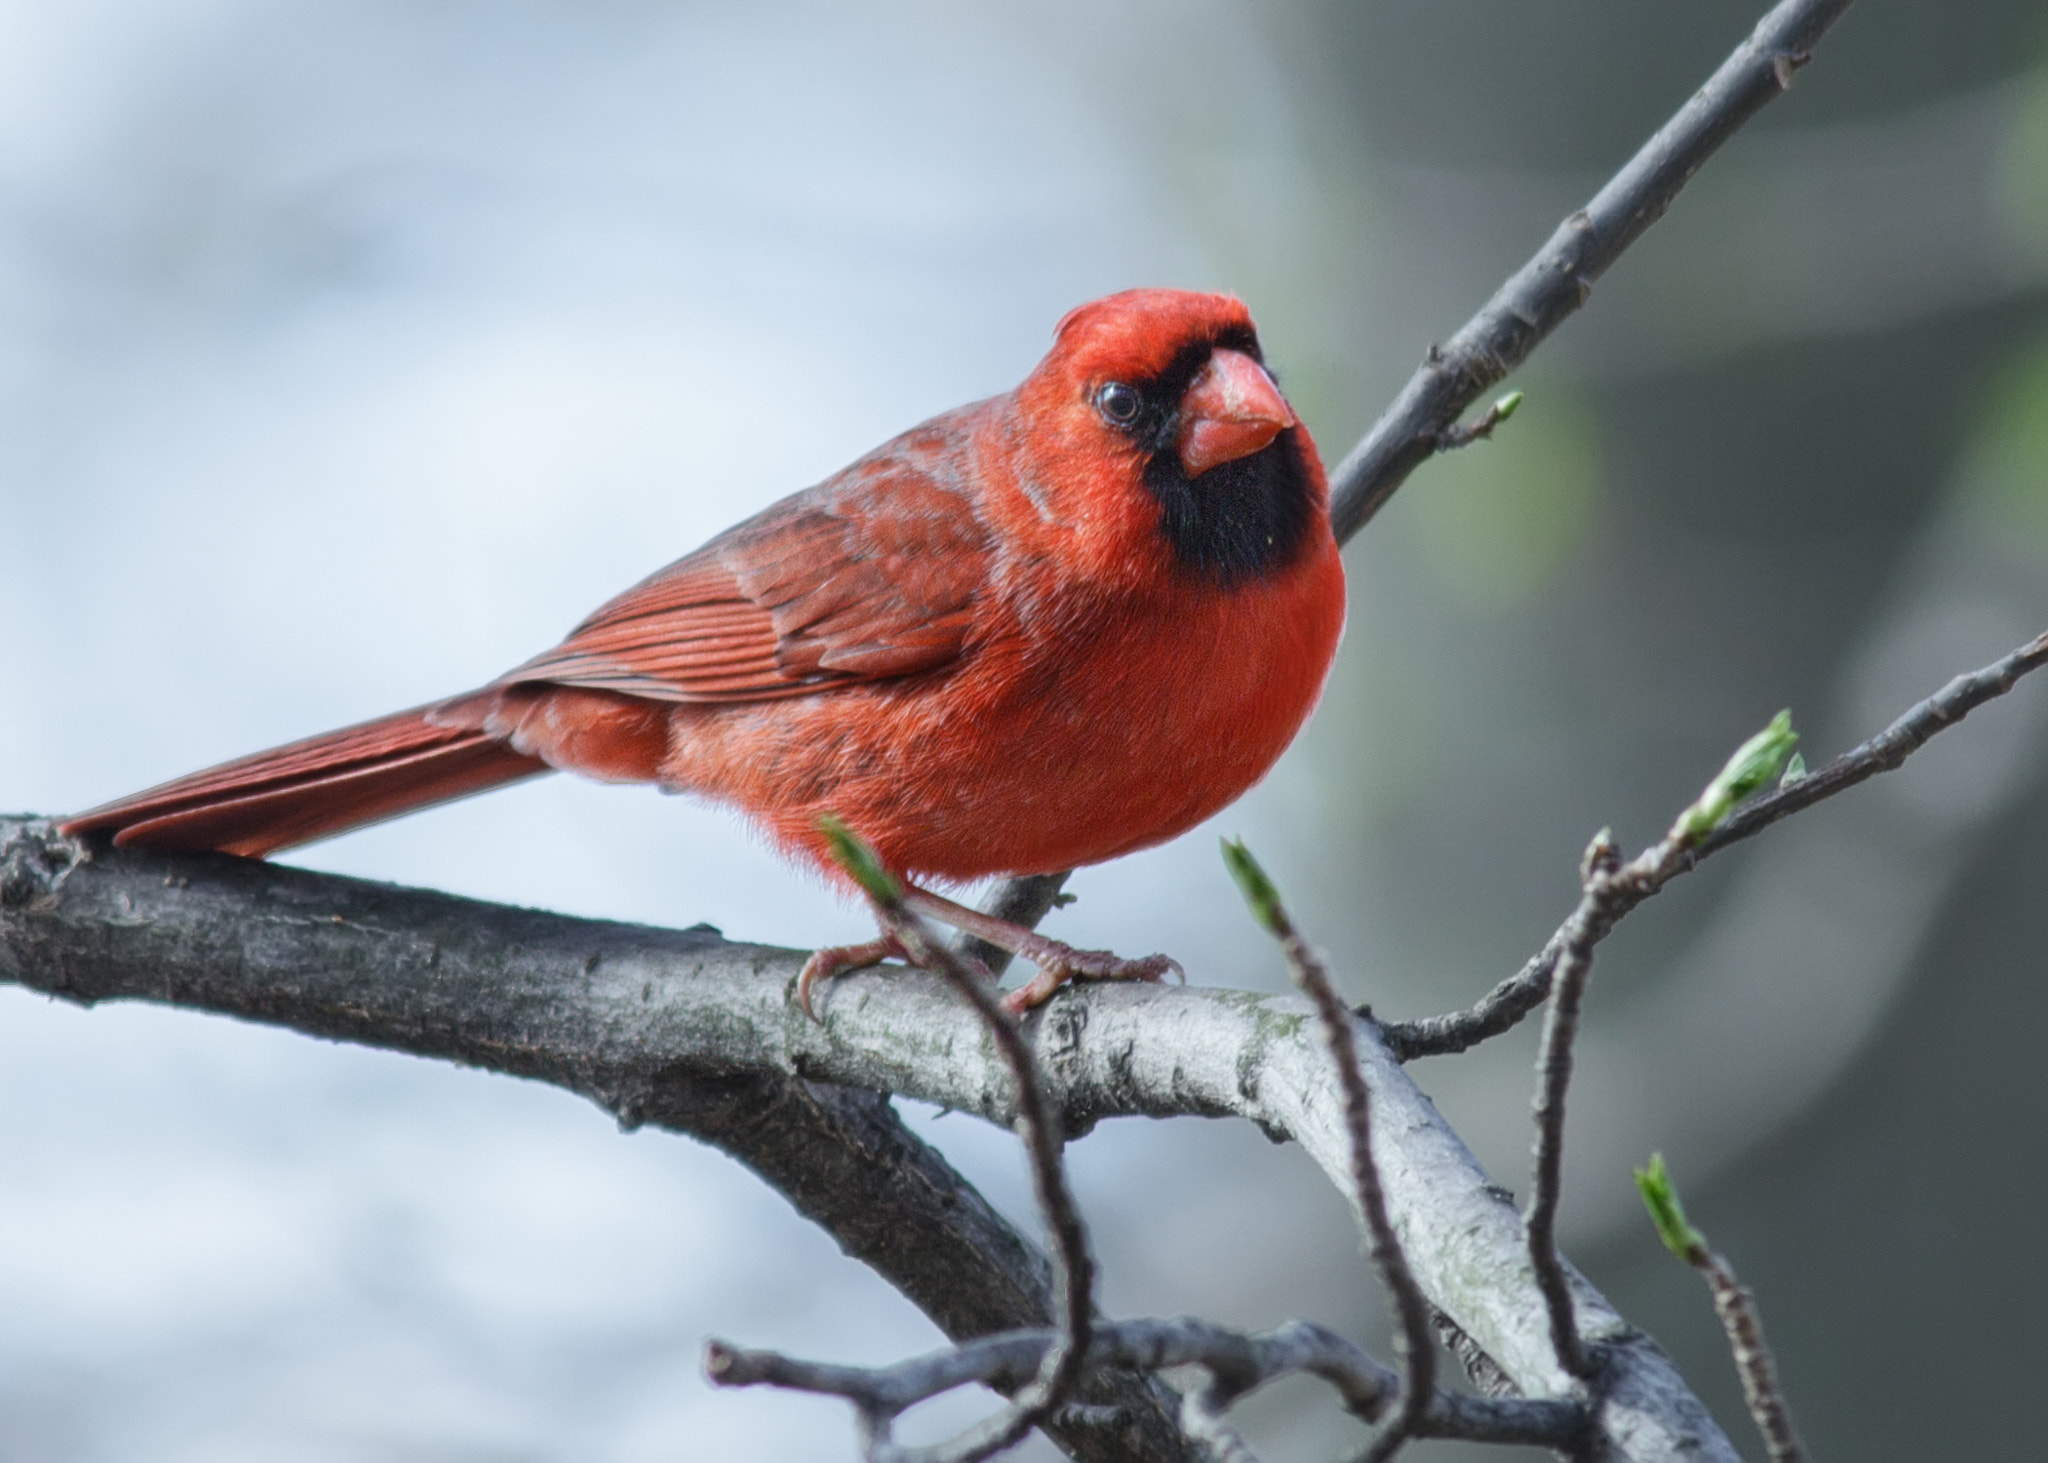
[1325,0,1853,541]
[1220,843,1436,1462]
[1635,1156,1807,1463]
[1387,631,2048,1060]
[706,1317,1588,1455]
[1523,831,1620,1382]
[1518,716,1801,1384]
[1701,1258,1803,1463]
[812,820,1093,1463]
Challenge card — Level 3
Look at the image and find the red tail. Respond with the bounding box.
[60,700,548,858]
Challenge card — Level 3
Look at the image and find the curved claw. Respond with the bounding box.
[796,934,907,1020]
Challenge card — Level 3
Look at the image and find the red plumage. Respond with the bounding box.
[64,288,1347,1005]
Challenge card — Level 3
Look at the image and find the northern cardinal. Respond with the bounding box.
[63,289,1346,1010]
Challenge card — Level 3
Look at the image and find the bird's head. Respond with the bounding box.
[1013,288,1325,585]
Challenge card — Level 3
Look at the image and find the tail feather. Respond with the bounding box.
[60,700,549,858]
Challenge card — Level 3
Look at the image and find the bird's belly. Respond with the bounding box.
[660,568,1344,883]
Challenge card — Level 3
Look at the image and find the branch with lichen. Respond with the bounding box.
[0,810,1733,1462]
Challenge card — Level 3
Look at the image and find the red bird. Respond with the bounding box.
[63,289,1347,1011]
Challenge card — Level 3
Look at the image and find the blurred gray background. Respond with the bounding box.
[5,2,2048,1458]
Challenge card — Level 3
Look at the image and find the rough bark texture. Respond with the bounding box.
[0,817,1736,1462]
[0,819,1192,1463]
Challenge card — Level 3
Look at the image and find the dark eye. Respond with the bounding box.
[1095,381,1142,426]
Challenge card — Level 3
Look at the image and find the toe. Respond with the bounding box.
[795,936,903,1019]
[1002,965,1070,1012]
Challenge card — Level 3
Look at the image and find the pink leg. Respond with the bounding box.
[902,885,1183,1012]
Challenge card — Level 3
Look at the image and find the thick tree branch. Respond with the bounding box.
[0,815,1736,1463]
[0,825,1190,1463]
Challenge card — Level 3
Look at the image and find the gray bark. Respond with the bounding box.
[1,816,1736,1462]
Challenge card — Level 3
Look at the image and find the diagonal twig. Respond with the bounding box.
[1636,1155,1807,1463]
[1385,630,2048,1061]
[1325,0,1855,541]
[1518,716,1803,1382]
[1221,843,1437,1463]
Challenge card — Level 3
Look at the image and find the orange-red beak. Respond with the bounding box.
[1176,348,1295,478]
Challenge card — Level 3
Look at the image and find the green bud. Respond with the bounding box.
[815,814,902,905]
[1492,390,1524,423]
[1221,837,1287,937]
[1633,1152,1708,1263]
[1674,709,1799,840]
[1779,750,1807,788]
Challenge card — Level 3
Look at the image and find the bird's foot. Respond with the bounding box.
[797,933,909,1020]
[799,928,1003,1019]
[1000,942,1182,1013]
[802,884,1183,1017]
[898,884,1182,1013]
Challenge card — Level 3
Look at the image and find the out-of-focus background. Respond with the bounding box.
[4,2,2048,1458]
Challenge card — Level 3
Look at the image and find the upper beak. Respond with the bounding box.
[1175,348,1296,478]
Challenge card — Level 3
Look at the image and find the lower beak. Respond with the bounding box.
[1176,348,1296,478]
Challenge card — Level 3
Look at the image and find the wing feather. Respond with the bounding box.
[504,444,992,703]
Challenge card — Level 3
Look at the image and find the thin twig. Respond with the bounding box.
[1326,0,1853,541]
[1386,629,2048,1061]
[1698,629,2048,856]
[1702,1255,1805,1463]
[1287,949,1435,1463]
[1221,844,1436,1463]
[1522,713,1803,1381]
[704,1318,1588,1454]
[811,824,1094,1463]
[1635,1156,1807,1463]
[1523,832,1619,1381]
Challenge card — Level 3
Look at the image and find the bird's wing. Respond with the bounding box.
[504,460,992,703]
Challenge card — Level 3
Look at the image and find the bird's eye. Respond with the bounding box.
[1095,382,1143,426]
